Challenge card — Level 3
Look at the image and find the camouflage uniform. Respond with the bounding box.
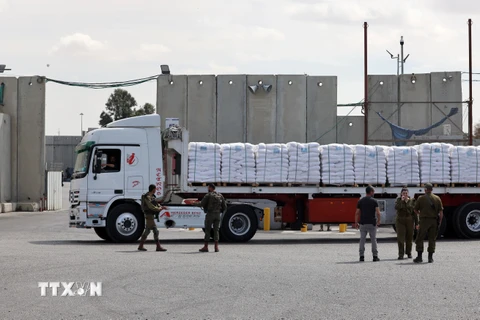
[395,197,418,258]
[140,193,161,241]
[414,191,443,257]
[200,191,227,241]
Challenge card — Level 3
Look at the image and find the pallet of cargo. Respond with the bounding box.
[221,183,257,187]
[420,183,451,188]
[255,183,288,187]
[188,182,222,187]
[450,183,480,188]
[354,184,386,188]
[287,183,320,187]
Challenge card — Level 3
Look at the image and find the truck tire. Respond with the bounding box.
[106,203,145,243]
[94,227,112,241]
[452,203,470,239]
[220,205,258,242]
[453,202,480,239]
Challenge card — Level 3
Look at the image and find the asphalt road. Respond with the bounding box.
[1,187,479,320]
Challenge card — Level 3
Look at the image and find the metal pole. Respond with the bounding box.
[364,22,369,145]
[400,36,404,74]
[468,19,473,145]
[80,113,84,136]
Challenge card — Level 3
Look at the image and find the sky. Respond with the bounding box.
[1,0,479,136]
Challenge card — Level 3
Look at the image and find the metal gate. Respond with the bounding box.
[47,171,63,210]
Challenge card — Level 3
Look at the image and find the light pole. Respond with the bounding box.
[80,113,84,136]
[0,64,11,73]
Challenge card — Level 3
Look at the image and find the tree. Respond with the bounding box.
[98,89,137,126]
[134,102,156,116]
[475,122,480,139]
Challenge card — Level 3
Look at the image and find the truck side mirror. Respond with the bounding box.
[94,151,103,174]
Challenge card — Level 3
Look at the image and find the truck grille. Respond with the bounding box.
[70,190,79,205]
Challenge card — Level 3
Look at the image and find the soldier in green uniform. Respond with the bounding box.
[137,184,167,252]
[395,188,418,259]
[197,184,227,253]
[413,183,443,263]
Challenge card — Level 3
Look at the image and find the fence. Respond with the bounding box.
[46,171,62,210]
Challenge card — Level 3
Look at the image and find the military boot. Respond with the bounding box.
[413,251,423,263]
[428,253,434,263]
[138,237,147,251]
[156,241,167,252]
[214,241,219,253]
[199,242,209,252]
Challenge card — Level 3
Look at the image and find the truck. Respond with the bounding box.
[69,114,480,242]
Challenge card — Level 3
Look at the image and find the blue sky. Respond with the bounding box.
[1,0,479,135]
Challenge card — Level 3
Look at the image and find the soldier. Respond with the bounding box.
[197,184,227,253]
[413,183,443,263]
[137,184,167,252]
[395,188,418,259]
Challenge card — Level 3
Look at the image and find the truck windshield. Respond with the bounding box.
[71,141,94,180]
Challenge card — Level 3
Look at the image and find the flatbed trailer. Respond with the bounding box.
[68,115,480,242]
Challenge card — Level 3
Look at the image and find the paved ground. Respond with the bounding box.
[0,186,479,320]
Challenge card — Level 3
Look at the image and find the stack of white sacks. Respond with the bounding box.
[353,145,388,185]
[386,147,420,186]
[451,146,480,184]
[256,143,289,183]
[415,143,453,184]
[220,143,256,184]
[320,144,355,185]
[287,142,321,184]
[187,142,221,183]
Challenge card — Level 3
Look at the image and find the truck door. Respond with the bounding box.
[87,146,125,206]
[124,145,144,198]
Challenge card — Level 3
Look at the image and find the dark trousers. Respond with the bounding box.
[396,217,414,256]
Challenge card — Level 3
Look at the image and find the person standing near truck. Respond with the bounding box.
[355,185,381,262]
[138,184,167,252]
[413,183,443,263]
[197,184,227,253]
[395,188,417,259]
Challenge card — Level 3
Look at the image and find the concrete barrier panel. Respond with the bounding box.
[306,76,337,144]
[0,113,11,203]
[367,75,398,144]
[336,115,364,145]
[276,75,306,143]
[187,75,216,142]
[246,75,277,144]
[0,77,18,202]
[430,72,463,136]
[217,75,247,143]
[17,76,46,205]
[399,73,431,134]
[157,75,187,128]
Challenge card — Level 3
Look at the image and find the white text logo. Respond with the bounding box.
[38,282,102,297]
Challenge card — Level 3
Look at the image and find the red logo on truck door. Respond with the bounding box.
[126,153,138,166]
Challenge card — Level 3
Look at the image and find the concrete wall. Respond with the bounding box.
[156,75,338,144]
[0,76,45,211]
[46,136,82,172]
[336,116,364,145]
[216,75,247,143]
[368,72,463,145]
[0,113,11,203]
[307,76,338,144]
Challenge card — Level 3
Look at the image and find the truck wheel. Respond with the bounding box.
[452,204,469,239]
[94,227,112,241]
[454,202,480,239]
[220,205,258,242]
[106,203,145,243]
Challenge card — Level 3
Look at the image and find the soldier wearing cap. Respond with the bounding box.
[413,183,444,263]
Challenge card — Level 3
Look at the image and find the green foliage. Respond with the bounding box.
[98,89,155,126]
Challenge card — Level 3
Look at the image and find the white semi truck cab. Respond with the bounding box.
[69,114,264,243]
